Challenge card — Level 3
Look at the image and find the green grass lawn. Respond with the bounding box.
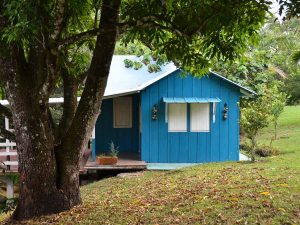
[3,106,300,224]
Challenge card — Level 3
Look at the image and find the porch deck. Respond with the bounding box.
[82,152,147,172]
[0,149,146,174]
[83,158,147,171]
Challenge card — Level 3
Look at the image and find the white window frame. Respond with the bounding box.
[113,96,132,128]
[190,103,210,132]
[168,103,187,132]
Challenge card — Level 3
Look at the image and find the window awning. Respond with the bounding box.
[162,97,221,103]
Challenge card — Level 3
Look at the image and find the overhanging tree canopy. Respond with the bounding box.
[0,0,270,220]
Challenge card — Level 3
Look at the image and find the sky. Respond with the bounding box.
[270,0,284,21]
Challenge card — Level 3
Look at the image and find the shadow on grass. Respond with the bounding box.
[164,170,184,175]
[278,150,296,155]
[237,158,270,165]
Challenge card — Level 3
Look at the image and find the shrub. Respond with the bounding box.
[148,64,161,73]
[240,143,279,157]
[142,55,151,65]
[255,145,280,157]
[124,59,134,68]
[240,143,252,153]
[133,61,143,70]
[0,197,18,214]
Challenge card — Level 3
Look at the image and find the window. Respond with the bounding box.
[113,97,132,128]
[190,103,210,132]
[168,103,187,132]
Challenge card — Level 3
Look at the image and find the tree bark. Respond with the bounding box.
[3,74,67,219]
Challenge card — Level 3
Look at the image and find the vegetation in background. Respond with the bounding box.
[260,17,300,104]
[240,85,273,162]
[270,86,287,140]
[240,83,287,162]
[213,17,300,104]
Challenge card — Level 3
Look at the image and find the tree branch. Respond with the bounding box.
[48,106,56,132]
[58,13,189,48]
[51,0,68,41]
[60,0,121,157]
[58,28,101,49]
[93,0,102,29]
[55,68,78,145]
[76,71,88,85]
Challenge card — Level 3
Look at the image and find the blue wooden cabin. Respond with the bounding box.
[92,56,254,165]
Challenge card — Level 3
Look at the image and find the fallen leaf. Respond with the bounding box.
[276,183,289,187]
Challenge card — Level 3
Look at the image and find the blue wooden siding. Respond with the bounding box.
[141,71,241,163]
[95,94,140,156]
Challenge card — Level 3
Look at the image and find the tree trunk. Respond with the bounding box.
[7,94,70,219]
[274,121,278,140]
[8,0,120,220]
[3,74,73,219]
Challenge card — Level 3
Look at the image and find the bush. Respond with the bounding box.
[241,143,279,157]
[0,197,18,214]
[240,143,251,153]
[255,145,280,157]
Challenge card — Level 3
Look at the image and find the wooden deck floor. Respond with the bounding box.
[83,158,147,171]
[0,149,147,173]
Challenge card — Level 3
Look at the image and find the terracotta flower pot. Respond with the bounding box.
[96,156,118,165]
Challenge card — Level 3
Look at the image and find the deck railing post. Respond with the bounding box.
[4,117,11,171]
[6,178,14,198]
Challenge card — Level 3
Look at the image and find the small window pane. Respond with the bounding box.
[168,103,187,132]
[190,103,210,132]
[113,97,132,128]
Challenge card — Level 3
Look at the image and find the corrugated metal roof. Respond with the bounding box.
[163,97,221,103]
[104,55,177,97]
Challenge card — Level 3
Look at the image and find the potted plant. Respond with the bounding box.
[96,141,119,165]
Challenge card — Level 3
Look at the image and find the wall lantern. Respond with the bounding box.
[152,104,158,120]
[223,103,228,120]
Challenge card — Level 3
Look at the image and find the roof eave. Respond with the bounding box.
[209,70,257,96]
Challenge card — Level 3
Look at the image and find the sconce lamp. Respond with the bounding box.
[152,104,158,120]
[223,103,228,120]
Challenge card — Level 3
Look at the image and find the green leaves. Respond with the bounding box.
[124,59,134,68]
[133,61,143,70]
[1,0,41,43]
[147,64,161,73]
[278,0,300,20]
[240,82,287,161]
[120,0,269,76]
[292,51,300,64]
